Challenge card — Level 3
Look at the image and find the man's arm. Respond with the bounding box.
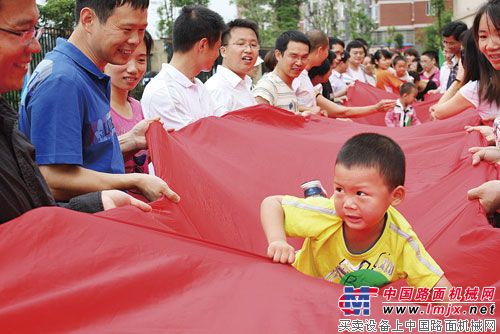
[255,96,270,105]
[317,95,396,118]
[40,165,180,203]
[260,195,295,264]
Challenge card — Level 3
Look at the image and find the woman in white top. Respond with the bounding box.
[430,3,500,125]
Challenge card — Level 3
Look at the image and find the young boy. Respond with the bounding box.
[391,55,414,83]
[385,82,421,127]
[261,133,450,289]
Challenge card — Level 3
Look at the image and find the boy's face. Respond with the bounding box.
[394,60,407,77]
[333,164,404,232]
[401,88,418,105]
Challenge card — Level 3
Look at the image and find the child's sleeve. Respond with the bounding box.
[412,113,421,126]
[398,231,444,288]
[281,195,338,239]
[385,111,397,127]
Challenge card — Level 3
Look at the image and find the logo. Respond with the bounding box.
[338,286,379,316]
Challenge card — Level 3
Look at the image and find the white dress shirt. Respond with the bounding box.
[141,63,226,130]
[205,65,256,112]
[329,70,347,95]
[292,69,318,108]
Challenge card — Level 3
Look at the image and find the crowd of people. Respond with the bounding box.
[0,0,499,291]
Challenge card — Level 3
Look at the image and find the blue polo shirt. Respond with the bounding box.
[19,38,124,174]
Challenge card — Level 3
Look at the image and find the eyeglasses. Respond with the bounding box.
[0,26,43,44]
[225,42,260,51]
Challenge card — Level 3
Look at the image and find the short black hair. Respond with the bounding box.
[442,21,468,40]
[221,18,259,46]
[173,5,226,53]
[400,82,417,96]
[354,37,369,50]
[392,55,406,67]
[275,30,310,54]
[403,48,419,59]
[346,40,366,56]
[308,59,331,79]
[336,133,406,190]
[329,37,345,49]
[76,0,149,23]
[421,50,438,61]
[373,49,392,63]
[143,30,153,57]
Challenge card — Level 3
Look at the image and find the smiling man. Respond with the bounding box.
[18,0,180,204]
[205,19,259,112]
[253,30,311,114]
[141,5,226,130]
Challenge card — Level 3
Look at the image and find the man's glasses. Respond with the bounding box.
[225,42,260,51]
[0,26,43,44]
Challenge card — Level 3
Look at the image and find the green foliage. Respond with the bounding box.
[38,0,76,31]
[394,33,404,50]
[156,0,210,38]
[274,0,302,31]
[385,26,396,47]
[343,0,377,44]
[416,0,451,51]
[305,0,339,37]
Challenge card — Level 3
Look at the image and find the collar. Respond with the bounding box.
[164,63,197,88]
[54,38,108,80]
[217,65,252,89]
[395,98,412,112]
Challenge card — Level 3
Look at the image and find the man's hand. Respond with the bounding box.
[469,146,500,165]
[468,180,500,215]
[375,99,396,113]
[101,190,152,212]
[267,240,295,264]
[465,125,495,145]
[135,174,180,203]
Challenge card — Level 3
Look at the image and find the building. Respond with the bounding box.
[371,0,452,49]
[453,0,486,26]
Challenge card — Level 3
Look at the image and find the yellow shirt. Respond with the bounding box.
[282,195,443,288]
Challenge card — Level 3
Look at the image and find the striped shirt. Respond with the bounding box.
[253,71,299,113]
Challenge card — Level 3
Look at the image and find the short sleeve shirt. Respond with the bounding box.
[253,71,299,113]
[282,195,443,288]
[459,80,500,120]
[141,63,227,130]
[205,65,256,112]
[18,38,124,174]
[292,69,317,108]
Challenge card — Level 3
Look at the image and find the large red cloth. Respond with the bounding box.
[0,86,498,332]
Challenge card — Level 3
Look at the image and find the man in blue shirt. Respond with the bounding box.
[19,0,179,203]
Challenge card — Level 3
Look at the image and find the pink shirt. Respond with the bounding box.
[420,67,440,88]
[111,97,149,174]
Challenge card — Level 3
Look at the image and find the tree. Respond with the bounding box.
[38,0,76,31]
[385,26,396,47]
[305,0,339,37]
[274,0,302,32]
[394,33,404,50]
[342,0,377,44]
[157,0,210,38]
[234,0,275,47]
[417,0,451,51]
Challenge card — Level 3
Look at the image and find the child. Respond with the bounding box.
[105,31,153,174]
[392,55,414,83]
[385,82,421,127]
[373,49,402,94]
[260,133,450,288]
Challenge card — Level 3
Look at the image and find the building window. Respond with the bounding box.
[371,4,379,23]
[426,1,435,16]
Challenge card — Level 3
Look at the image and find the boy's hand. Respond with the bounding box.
[267,240,295,264]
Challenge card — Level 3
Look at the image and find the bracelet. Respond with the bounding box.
[315,92,321,98]
[453,78,462,84]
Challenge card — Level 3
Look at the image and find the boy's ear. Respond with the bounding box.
[390,185,406,207]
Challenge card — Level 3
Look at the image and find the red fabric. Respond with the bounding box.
[346,81,477,126]
[0,100,498,332]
